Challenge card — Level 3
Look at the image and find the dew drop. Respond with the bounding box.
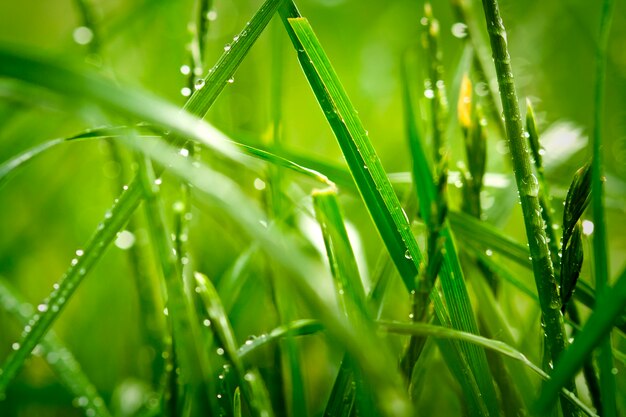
[179,148,190,157]
[73,26,93,45]
[194,79,205,90]
[180,64,191,75]
[485,249,493,257]
[451,22,468,38]
[404,250,412,260]
[181,87,192,97]
[115,230,136,250]
[223,44,231,52]
[253,178,266,190]
[424,89,434,99]
[216,347,224,356]
[37,304,48,313]
[163,307,169,316]
[11,342,20,351]
[582,220,594,236]
[203,319,211,327]
[207,10,218,21]
[227,77,235,84]
[520,174,539,197]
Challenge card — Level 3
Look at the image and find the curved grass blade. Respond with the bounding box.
[127,136,414,417]
[379,321,598,417]
[535,266,626,414]
[194,272,275,417]
[237,320,323,361]
[0,280,112,417]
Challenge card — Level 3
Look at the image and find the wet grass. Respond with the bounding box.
[0,0,624,416]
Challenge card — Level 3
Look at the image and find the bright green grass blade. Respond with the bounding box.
[312,189,372,417]
[379,321,598,417]
[590,0,617,414]
[0,183,142,393]
[217,245,259,314]
[535,265,626,413]
[194,272,275,417]
[126,136,414,417]
[0,280,112,417]
[0,138,63,189]
[284,13,421,292]
[183,0,284,118]
[237,320,323,361]
[234,387,242,417]
[312,189,368,318]
[402,56,500,415]
[135,154,210,402]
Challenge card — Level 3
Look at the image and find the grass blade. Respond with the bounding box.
[283,12,422,292]
[0,280,112,417]
[379,321,598,417]
[535,266,626,413]
[0,182,142,393]
[194,272,275,417]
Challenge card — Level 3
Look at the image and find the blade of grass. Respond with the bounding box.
[135,153,211,407]
[536,266,626,413]
[237,320,323,361]
[479,1,576,414]
[194,272,275,417]
[379,321,598,417]
[0,280,112,417]
[283,11,422,292]
[590,0,617,414]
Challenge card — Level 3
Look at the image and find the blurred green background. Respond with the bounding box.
[0,0,625,415]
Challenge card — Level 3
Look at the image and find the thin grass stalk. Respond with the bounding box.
[591,0,617,414]
[0,280,112,417]
[135,154,212,410]
[478,1,576,415]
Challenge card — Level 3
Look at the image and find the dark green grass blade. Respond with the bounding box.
[194,272,275,417]
[0,280,112,417]
[590,0,617,414]
[379,321,598,417]
[535,266,626,413]
[402,59,500,415]
[127,137,414,416]
[283,12,422,292]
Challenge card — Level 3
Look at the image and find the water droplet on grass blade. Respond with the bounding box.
[404,250,412,260]
[73,26,93,45]
[521,174,539,197]
[181,87,191,97]
[223,44,231,52]
[451,22,468,38]
[207,10,217,21]
[115,230,136,250]
[194,79,205,90]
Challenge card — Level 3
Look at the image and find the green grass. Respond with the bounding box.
[0,0,625,416]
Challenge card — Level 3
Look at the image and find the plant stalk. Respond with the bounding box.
[479,1,576,415]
